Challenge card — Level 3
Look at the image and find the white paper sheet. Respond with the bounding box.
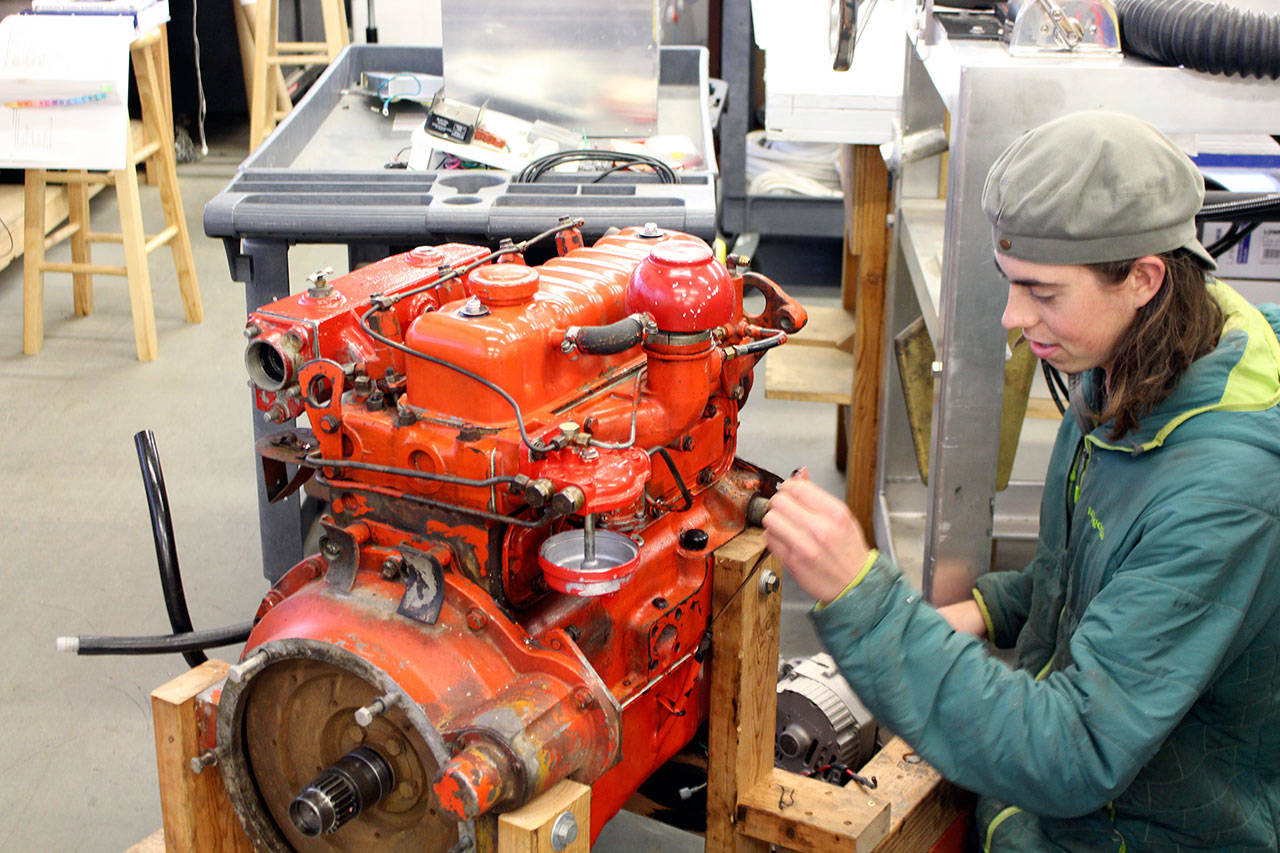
[0,15,133,170]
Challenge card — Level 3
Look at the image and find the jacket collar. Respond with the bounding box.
[1078,281,1280,454]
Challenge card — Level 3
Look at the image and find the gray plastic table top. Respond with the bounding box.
[204,45,718,246]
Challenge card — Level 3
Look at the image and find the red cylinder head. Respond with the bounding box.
[624,242,734,333]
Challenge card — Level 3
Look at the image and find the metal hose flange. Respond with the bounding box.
[1116,0,1280,79]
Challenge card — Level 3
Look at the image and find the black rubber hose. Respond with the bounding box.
[1116,0,1280,80]
[572,316,647,355]
[62,622,253,656]
[134,430,205,667]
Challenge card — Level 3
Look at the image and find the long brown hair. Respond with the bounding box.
[1086,249,1223,440]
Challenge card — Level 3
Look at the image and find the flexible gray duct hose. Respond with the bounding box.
[1116,0,1280,79]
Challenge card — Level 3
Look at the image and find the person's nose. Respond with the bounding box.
[1001,285,1033,332]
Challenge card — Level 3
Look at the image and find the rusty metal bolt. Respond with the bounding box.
[466,608,489,632]
[696,468,715,486]
[243,323,262,340]
[319,415,340,434]
[365,390,385,411]
[353,375,373,395]
[381,557,404,579]
[571,687,596,711]
[189,749,219,775]
[320,537,341,559]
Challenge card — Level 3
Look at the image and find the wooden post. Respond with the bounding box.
[705,529,778,852]
[862,737,974,852]
[497,780,591,853]
[150,660,254,853]
[843,144,892,539]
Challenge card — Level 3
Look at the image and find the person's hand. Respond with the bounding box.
[762,472,872,604]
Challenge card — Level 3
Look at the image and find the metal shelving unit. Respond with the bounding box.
[718,0,845,238]
[878,22,1280,602]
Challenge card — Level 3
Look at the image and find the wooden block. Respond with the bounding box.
[736,767,890,852]
[787,304,856,351]
[497,779,590,853]
[862,737,974,853]
[705,528,778,852]
[151,659,254,853]
[765,344,854,405]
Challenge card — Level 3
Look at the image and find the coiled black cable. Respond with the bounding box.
[515,150,678,184]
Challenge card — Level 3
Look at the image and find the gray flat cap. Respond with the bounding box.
[982,110,1215,270]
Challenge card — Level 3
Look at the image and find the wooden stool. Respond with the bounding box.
[248,0,348,151]
[22,26,202,362]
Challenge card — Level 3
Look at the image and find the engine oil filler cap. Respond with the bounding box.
[467,264,540,307]
[539,529,641,597]
[624,241,734,333]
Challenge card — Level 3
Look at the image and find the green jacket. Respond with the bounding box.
[812,282,1280,851]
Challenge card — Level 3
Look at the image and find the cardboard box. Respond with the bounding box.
[1204,222,1280,283]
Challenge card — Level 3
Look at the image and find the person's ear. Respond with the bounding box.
[1128,255,1166,309]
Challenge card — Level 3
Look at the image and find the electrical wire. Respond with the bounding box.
[515,150,678,184]
[315,474,554,528]
[59,621,253,656]
[190,0,208,156]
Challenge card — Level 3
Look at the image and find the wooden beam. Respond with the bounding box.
[863,737,974,853]
[150,660,254,853]
[705,529,779,852]
[737,767,889,851]
[497,780,591,853]
[843,144,892,539]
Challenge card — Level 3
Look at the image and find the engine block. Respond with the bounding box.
[211,221,807,850]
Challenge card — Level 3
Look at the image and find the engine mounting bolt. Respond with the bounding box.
[381,557,403,579]
[353,375,373,394]
[397,401,418,426]
[263,403,289,424]
[696,468,715,486]
[571,687,596,711]
[320,537,342,559]
[652,597,669,609]
[703,404,717,418]
[365,390,385,411]
[550,812,579,850]
[758,569,781,596]
[319,415,340,434]
[228,652,268,684]
[189,749,219,775]
[680,435,694,451]
[466,608,489,631]
[243,323,262,339]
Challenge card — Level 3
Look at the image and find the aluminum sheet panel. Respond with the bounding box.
[440,0,659,138]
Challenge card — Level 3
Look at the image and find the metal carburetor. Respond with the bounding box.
[213,220,807,850]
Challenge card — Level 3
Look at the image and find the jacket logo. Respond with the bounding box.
[1087,506,1104,541]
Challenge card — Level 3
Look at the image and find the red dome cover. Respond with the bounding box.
[624,241,734,332]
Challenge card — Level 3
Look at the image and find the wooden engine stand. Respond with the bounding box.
[146,530,966,851]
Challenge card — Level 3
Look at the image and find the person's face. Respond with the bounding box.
[997,253,1156,375]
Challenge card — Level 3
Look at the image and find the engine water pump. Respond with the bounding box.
[203,220,806,850]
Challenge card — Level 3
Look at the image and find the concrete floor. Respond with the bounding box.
[0,125,845,850]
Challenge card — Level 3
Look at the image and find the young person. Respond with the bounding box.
[763,111,1280,850]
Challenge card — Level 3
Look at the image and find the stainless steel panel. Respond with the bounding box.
[440,0,659,138]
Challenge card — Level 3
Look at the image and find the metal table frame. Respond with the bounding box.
[878,23,1280,602]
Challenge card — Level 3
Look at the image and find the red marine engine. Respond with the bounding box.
[213,221,807,850]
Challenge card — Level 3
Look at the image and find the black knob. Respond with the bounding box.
[679,529,709,551]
